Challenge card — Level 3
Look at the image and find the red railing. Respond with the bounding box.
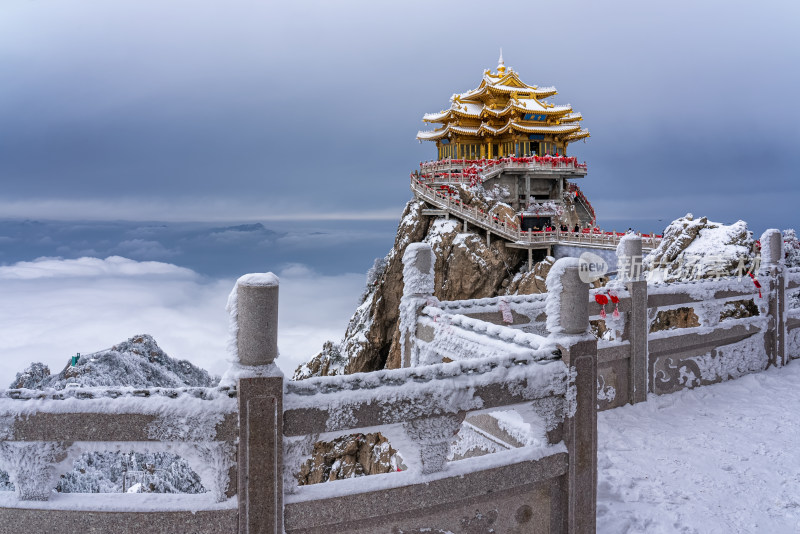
[409,177,663,247]
[416,156,588,187]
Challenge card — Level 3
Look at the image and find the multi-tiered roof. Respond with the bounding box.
[417,53,589,159]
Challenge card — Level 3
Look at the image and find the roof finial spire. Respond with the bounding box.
[497,48,506,75]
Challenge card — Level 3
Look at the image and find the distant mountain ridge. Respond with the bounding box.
[9,334,218,390]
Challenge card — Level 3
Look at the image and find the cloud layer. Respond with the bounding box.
[0,256,363,386]
[1,0,798,230]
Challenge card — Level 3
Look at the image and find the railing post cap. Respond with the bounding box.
[760,228,783,265]
[236,272,280,288]
[230,272,280,368]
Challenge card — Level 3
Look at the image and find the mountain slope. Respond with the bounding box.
[10,334,217,390]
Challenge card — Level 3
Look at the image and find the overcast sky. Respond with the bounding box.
[1,0,798,231]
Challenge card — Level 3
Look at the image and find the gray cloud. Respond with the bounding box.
[0,0,798,230]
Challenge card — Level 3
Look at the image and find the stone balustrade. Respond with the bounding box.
[4,230,793,533]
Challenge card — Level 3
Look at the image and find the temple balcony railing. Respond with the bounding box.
[410,177,662,250]
[417,156,588,185]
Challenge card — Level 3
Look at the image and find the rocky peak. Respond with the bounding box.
[11,334,217,390]
[643,213,755,283]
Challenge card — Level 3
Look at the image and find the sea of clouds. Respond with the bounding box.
[0,256,363,385]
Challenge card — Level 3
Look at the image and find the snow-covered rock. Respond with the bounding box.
[783,229,800,267]
[643,214,754,283]
[12,334,217,390]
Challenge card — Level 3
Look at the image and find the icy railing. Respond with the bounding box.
[420,306,554,350]
[437,293,547,314]
[282,352,570,501]
[0,389,238,505]
[0,385,236,401]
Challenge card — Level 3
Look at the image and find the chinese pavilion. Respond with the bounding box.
[415,53,593,230]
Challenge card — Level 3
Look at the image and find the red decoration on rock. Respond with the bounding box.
[608,291,620,318]
[595,294,609,319]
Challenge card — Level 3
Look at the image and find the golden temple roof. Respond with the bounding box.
[417,55,589,146]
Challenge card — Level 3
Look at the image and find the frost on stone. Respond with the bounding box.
[653,329,769,393]
[224,272,279,364]
[545,257,579,334]
[225,280,240,363]
[760,228,782,266]
[0,415,12,441]
[529,396,566,432]
[182,442,235,502]
[449,423,507,461]
[565,366,578,419]
[615,233,641,260]
[404,414,463,474]
[284,433,318,493]
[0,442,72,500]
[402,243,435,297]
[491,409,545,447]
[147,409,225,442]
[413,309,552,367]
[219,361,282,388]
[326,404,358,432]
[691,332,768,383]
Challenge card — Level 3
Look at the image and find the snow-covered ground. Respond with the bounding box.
[598,360,800,533]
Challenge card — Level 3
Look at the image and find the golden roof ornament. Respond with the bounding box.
[496,49,506,76]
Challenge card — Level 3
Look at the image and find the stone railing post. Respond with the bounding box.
[617,235,648,403]
[400,243,436,368]
[760,229,786,368]
[545,258,597,534]
[228,273,284,534]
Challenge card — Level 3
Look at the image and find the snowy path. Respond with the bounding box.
[598,361,800,533]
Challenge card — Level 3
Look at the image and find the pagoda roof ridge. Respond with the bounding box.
[456,70,558,100]
[423,99,573,123]
[417,120,583,141]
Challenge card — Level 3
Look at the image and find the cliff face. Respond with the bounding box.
[295,198,541,379]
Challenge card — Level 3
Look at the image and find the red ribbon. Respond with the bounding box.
[749,272,762,298]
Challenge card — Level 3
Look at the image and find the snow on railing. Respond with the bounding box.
[281,352,570,505]
[0,385,236,401]
[0,387,238,505]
